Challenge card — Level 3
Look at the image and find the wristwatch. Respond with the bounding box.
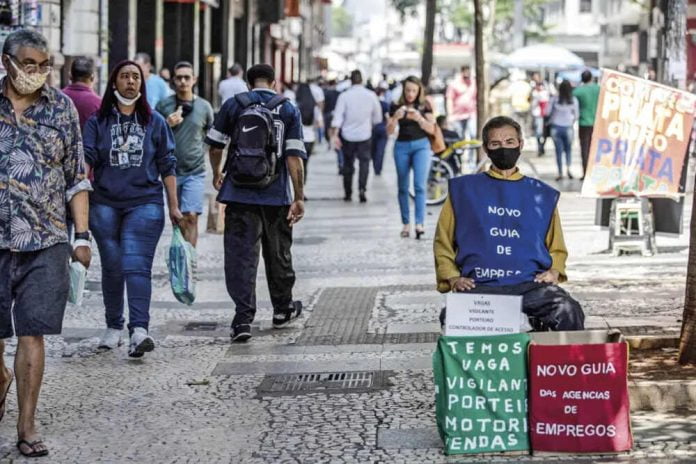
[74,231,92,241]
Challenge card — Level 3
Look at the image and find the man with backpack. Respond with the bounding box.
[204,64,306,342]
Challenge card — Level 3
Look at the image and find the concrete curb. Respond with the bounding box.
[626,335,679,350]
[630,380,696,412]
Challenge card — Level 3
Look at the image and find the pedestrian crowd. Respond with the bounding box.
[0,26,600,459]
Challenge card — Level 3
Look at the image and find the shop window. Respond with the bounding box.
[580,0,592,13]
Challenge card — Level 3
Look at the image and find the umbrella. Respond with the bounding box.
[501,44,585,70]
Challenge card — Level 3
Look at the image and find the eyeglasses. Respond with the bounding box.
[6,54,53,74]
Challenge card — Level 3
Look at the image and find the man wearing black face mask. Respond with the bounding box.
[434,116,584,331]
[156,61,214,247]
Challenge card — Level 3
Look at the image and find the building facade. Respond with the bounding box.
[0,0,329,107]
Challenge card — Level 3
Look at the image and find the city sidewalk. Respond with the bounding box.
[0,141,693,463]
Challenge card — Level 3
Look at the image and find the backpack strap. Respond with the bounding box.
[234,92,255,109]
[264,95,288,111]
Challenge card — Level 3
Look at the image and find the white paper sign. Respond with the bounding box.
[445,293,524,336]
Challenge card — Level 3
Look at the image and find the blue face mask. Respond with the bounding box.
[487,147,521,170]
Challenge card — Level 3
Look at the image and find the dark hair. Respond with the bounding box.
[350,70,362,85]
[482,116,523,147]
[71,56,95,82]
[98,60,151,125]
[296,83,316,123]
[581,70,592,83]
[228,63,243,76]
[558,79,573,104]
[397,75,426,107]
[461,65,470,73]
[174,61,193,72]
[246,64,275,86]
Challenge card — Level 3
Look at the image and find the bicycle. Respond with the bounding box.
[409,138,483,206]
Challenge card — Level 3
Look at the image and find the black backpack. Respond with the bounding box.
[226,92,288,189]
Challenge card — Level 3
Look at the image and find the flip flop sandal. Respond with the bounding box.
[0,371,13,422]
[17,439,49,458]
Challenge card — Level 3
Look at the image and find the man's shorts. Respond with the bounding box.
[177,171,206,215]
[0,243,71,338]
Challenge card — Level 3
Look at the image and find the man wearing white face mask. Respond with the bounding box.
[0,29,92,458]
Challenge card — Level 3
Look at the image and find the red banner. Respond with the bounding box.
[581,70,696,198]
[529,343,633,453]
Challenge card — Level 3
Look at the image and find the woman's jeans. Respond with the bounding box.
[394,137,432,225]
[90,202,165,333]
[550,124,573,174]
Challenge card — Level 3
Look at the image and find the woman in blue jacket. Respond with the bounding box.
[84,60,182,358]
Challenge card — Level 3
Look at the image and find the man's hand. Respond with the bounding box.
[534,269,560,285]
[72,246,92,269]
[167,106,184,128]
[332,136,342,150]
[169,206,184,226]
[287,200,305,227]
[212,171,224,191]
[449,276,476,292]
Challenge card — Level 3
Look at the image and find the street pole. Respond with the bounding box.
[473,0,487,141]
[155,0,164,71]
[421,0,436,86]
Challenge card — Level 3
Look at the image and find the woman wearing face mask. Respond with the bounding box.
[387,76,437,239]
[83,60,182,358]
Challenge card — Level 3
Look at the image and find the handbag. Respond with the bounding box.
[429,124,446,153]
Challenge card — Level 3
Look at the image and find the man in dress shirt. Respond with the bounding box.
[330,70,383,203]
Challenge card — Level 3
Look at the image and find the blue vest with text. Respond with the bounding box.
[450,173,559,286]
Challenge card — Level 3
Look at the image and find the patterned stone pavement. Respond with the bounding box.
[0,141,694,463]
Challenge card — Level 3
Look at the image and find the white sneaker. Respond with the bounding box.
[128,327,155,358]
[98,328,123,350]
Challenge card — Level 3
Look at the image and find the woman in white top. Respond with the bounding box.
[548,80,579,181]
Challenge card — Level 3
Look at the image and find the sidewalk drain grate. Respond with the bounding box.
[184,321,219,331]
[256,371,390,397]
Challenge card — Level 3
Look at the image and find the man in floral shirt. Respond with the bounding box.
[0,29,91,458]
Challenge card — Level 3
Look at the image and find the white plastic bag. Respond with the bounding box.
[68,261,87,306]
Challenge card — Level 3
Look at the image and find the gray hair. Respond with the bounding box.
[134,52,151,65]
[2,29,49,56]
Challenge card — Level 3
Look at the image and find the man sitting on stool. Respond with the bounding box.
[434,115,584,331]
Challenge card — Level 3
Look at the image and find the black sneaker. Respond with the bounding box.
[343,195,352,202]
[273,301,303,329]
[231,324,252,343]
[359,191,367,203]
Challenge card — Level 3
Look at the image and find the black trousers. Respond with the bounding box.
[440,282,585,331]
[224,202,296,327]
[578,125,593,177]
[341,138,371,197]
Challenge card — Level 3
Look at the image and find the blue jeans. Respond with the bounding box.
[90,202,165,333]
[550,124,573,175]
[372,127,388,175]
[394,137,432,225]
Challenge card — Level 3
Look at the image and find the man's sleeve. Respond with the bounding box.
[434,197,461,293]
[284,105,307,159]
[204,102,215,132]
[545,207,568,282]
[155,116,177,178]
[63,101,92,202]
[331,94,345,128]
[372,95,383,125]
[204,98,235,149]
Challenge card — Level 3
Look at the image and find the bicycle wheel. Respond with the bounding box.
[409,156,454,206]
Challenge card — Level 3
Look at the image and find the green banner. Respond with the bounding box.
[433,333,531,455]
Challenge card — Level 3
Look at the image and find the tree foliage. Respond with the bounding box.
[448,0,551,51]
[391,0,422,18]
[332,6,353,37]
